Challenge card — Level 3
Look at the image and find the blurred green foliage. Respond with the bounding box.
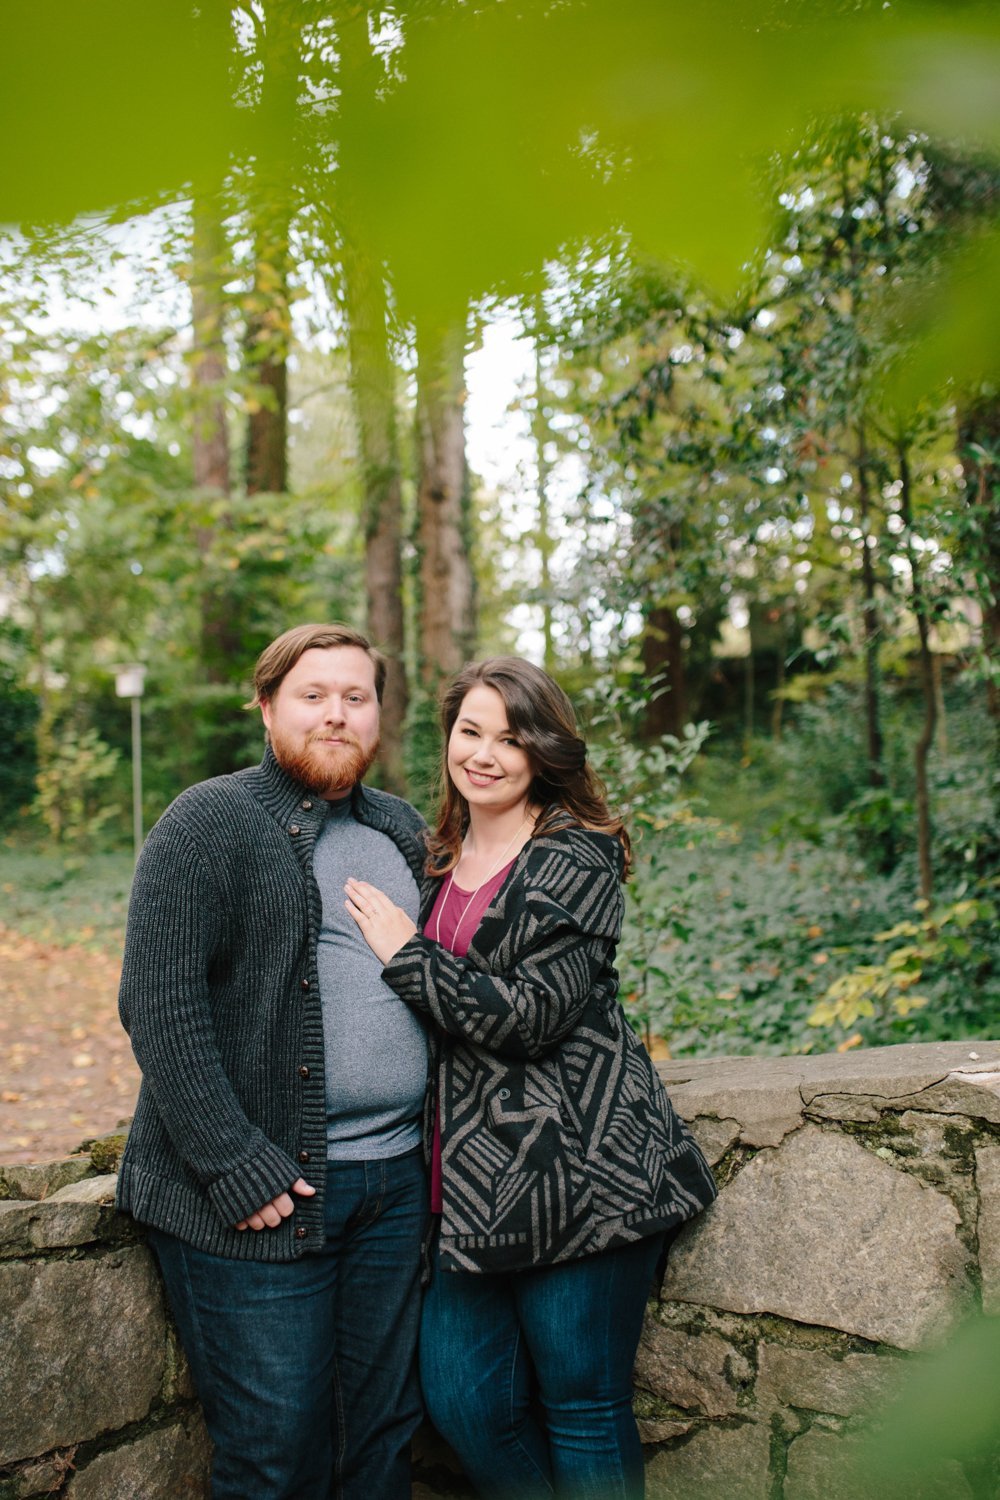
[580,675,712,1049]
[852,1313,1000,1499]
[2,2,998,388]
[32,724,123,861]
[0,0,998,1059]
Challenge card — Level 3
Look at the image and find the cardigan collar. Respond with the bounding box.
[240,744,378,832]
[240,747,423,878]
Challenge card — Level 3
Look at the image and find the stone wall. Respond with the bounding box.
[2,1039,998,1499]
[643,1038,1000,1499]
[0,1154,209,1500]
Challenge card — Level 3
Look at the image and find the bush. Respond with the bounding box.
[33,725,125,857]
[638,686,1000,1056]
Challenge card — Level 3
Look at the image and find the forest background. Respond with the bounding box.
[1,0,999,1063]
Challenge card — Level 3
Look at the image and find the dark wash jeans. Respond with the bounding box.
[149,1147,427,1500]
[420,1230,667,1500]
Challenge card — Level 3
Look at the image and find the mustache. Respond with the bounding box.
[309,732,362,749]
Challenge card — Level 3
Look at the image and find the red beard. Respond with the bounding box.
[270,728,380,797]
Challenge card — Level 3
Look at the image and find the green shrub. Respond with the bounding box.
[33,725,125,857]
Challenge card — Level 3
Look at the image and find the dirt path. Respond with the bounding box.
[0,925,140,1164]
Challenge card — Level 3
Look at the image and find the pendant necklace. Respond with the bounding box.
[434,812,531,948]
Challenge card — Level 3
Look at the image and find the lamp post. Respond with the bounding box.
[114,664,146,863]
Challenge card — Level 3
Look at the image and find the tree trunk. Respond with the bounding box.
[932,653,948,757]
[898,440,937,904]
[856,427,895,871]
[533,319,556,674]
[415,317,475,687]
[743,641,755,751]
[190,188,247,779]
[958,395,1000,749]
[642,602,687,740]
[244,207,290,496]
[343,235,408,793]
[772,627,786,741]
[337,5,407,793]
[244,2,298,497]
[191,190,236,669]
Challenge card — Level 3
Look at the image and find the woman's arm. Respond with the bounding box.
[381,922,617,1059]
[345,837,624,1060]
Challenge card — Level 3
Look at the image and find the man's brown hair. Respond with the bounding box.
[248,623,387,707]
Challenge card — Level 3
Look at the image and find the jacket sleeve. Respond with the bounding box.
[118,813,300,1226]
[381,850,624,1060]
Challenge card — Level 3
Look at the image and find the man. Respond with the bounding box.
[117,623,430,1500]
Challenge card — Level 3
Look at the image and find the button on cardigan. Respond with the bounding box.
[116,748,427,1262]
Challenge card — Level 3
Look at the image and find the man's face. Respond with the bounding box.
[261,646,381,799]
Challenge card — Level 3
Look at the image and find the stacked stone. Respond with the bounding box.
[636,1040,1000,1500]
[3,1041,999,1499]
[0,1143,208,1500]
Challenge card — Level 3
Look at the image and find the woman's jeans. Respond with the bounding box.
[420,1231,666,1500]
[148,1148,427,1500]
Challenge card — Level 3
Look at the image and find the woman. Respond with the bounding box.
[345,657,716,1500]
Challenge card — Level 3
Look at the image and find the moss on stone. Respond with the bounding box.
[632,1388,695,1423]
[713,1143,757,1190]
[87,1134,127,1174]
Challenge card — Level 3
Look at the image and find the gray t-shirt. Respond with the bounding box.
[312,795,426,1160]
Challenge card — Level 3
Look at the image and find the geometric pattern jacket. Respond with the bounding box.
[382,825,718,1274]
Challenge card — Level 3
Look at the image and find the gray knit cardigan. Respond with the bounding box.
[116,748,427,1261]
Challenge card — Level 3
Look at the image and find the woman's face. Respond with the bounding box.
[447,684,536,816]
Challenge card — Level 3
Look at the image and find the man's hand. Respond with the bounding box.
[344,878,418,965]
[234,1177,316,1232]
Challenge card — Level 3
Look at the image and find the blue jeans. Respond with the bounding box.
[420,1232,666,1500]
[149,1148,428,1500]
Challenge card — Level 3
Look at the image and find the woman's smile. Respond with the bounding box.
[447,683,536,814]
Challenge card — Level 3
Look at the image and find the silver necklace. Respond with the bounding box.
[433,813,530,948]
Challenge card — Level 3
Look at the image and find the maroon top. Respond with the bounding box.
[423,858,516,1213]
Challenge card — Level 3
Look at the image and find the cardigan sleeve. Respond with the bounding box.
[381,838,625,1060]
[118,813,300,1225]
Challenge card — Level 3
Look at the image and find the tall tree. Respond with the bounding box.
[552,259,769,737]
[530,302,558,676]
[190,186,239,725]
[926,148,1000,762]
[414,316,476,689]
[894,432,938,902]
[335,4,408,791]
[958,395,1000,753]
[243,0,300,499]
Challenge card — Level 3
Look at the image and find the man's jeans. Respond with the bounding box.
[149,1148,427,1500]
[420,1231,666,1500]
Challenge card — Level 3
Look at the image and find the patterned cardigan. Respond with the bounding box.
[382,824,717,1273]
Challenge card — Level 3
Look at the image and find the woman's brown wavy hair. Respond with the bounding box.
[426,656,631,881]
